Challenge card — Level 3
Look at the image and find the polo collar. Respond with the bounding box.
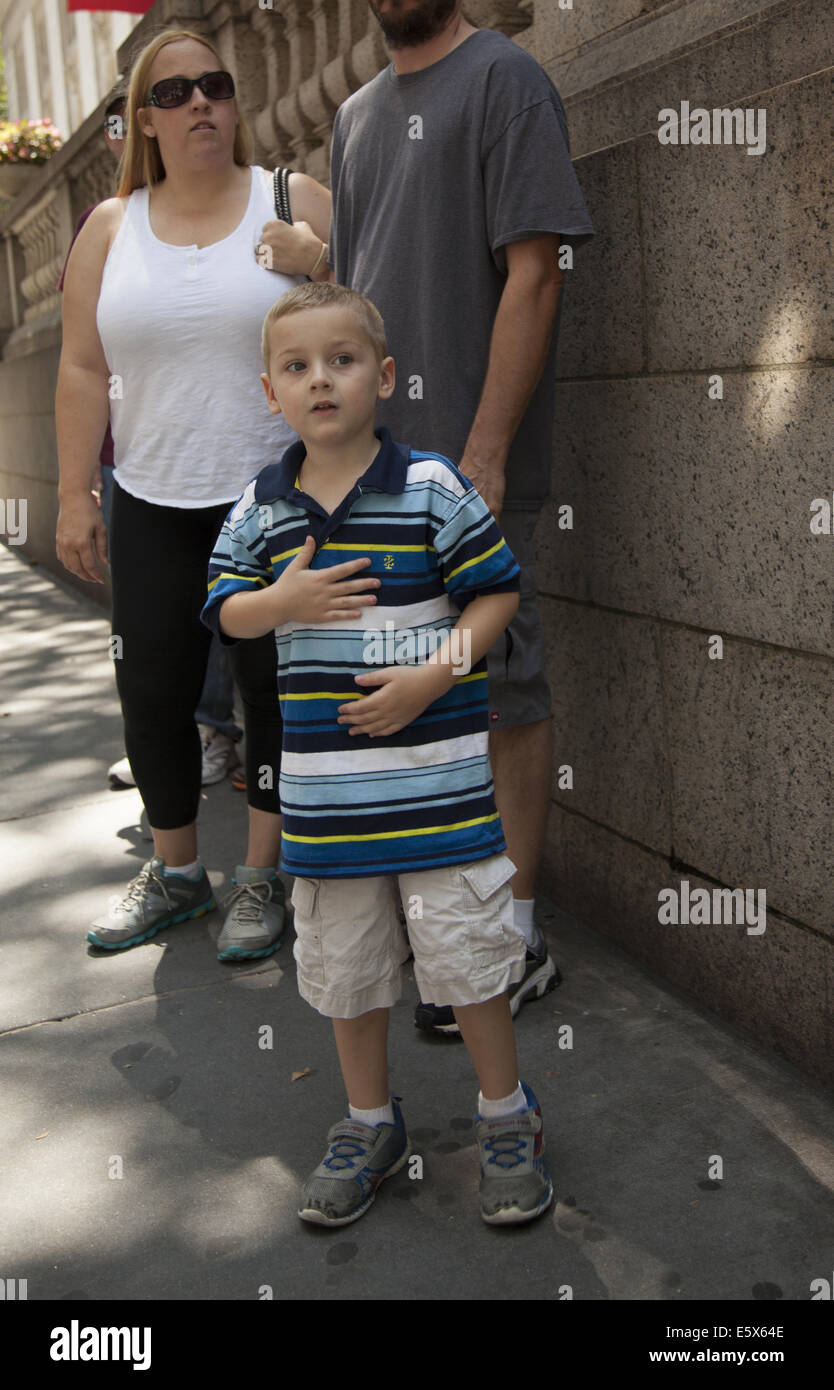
[254,426,409,505]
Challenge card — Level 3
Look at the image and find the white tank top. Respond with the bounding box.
[96,166,302,508]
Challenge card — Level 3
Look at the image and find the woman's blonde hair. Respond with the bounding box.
[116,28,253,196]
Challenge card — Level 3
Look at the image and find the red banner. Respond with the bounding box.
[66,1,155,11]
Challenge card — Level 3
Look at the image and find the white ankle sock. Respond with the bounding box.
[163,858,201,880]
[478,1081,526,1119]
[349,1099,394,1127]
[513,898,539,948]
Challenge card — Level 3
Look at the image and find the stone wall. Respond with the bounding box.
[529,0,834,1086]
[1,0,831,1083]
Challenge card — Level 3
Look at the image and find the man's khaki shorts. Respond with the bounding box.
[290,852,527,1020]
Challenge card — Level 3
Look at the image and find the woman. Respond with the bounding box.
[56,28,331,960]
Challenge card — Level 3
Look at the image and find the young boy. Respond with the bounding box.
[201,281,553,1227]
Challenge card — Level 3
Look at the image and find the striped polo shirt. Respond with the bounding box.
[202,426,521,879]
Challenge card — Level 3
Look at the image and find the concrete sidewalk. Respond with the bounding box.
[2,541,834,1303]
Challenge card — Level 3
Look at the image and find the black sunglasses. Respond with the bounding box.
[145,70,235,109]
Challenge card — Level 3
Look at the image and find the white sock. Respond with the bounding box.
[513,898,540,949]
[349,1099,394,1127]
[163,858,201,880]
[478,1081,526,1119]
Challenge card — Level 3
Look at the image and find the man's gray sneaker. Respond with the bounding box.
[87,857,215,950]
[475,1081,553,1226]
[415,936,561,1035]
[298,1101,410,1226]
[216,866,285,961]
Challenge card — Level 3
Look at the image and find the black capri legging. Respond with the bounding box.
[109,480,282,829]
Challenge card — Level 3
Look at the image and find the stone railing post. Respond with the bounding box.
[3,181,72,357]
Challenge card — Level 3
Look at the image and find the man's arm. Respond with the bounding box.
[288,171,334,281]
[459,235,563,518]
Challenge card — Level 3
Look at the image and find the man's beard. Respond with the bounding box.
[369,0,460,48]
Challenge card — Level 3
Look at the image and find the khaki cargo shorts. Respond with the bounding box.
[290,852,527,1020]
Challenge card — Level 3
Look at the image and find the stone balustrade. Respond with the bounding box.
[0,103,118,357]
[0,0,532,346]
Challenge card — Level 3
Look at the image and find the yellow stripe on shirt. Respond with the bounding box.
[283,811,500,844]
[269,541,436,565]
[207,572,268,593]
[278,671,486,701]
[447,538,506,580]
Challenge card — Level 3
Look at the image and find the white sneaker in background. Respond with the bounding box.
[108,754,136,788]
[199,725,240,785]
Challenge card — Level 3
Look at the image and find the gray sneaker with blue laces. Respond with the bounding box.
[216,866,285,961]
[475,1081,553,1225]
[87,856,215,950]
[298,1101,410,1226]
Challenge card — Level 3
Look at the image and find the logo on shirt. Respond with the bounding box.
[383,554,395,570]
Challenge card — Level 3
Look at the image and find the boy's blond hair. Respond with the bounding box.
[261,282,388,373]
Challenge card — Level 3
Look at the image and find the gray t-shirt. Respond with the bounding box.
[329,27,595,509]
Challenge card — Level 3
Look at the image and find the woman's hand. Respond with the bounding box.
[256,219,325,277]
[56,491,108,583]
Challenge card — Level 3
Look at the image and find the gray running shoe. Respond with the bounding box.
[475,1081,553,1225]
[298,1101,410,1226]
[216,866,285,961]
[87,857,215,951]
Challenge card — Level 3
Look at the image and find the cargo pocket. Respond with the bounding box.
[460,854,517,973]
[291,877,325,987]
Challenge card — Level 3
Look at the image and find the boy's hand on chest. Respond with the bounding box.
[337,663,453,739]
[277,535,380,624]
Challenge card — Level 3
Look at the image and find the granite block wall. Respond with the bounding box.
[534,0,834,1084]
